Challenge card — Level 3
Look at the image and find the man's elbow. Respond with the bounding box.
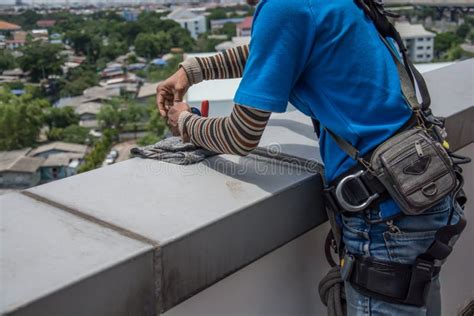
[234,142,260,157]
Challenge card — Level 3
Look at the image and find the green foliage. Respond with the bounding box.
[78,129,113,173]
[134,32,172,59]
[0,50,17,72]
[434,32,462,58]
[220,22,237,39]
[1,81,24,91]
[146,101,167,136]
[127,53,138,64]
[47,125,90,144]
[194,33,227,52]
[65,31,103,62]
[60,66,99,97]
[46,127,64,141]
[445,46,464,61]
[97,98,127,134]
[44,106,79,130]
[468,31,474,44]
[0,90,46,150]
[124,103,146,138]
[168,26,194,52]
[137,133,161,146]
[19,42,64,82]
[207,8,228,22]
[456,23,471,40]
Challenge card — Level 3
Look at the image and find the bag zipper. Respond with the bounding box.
[388,141,430,166]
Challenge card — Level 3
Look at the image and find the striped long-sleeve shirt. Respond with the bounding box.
[178,45,272,156]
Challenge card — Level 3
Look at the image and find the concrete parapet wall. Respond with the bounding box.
[1,59,473,316]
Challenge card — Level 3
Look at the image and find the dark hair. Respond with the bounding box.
[246,0,259,5]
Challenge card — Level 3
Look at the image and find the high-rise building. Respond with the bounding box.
[165,8,207,39]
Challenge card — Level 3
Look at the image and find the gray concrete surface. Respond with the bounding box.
[0,193,154,316]
[26,152,324,311]
[441,143,474,315]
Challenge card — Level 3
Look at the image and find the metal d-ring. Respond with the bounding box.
[335,170,379,212]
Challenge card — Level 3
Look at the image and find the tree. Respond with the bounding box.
[0,91,46,150]
[456,23,471,40]
[134,32,172,59]
[48,125,90,144]
[194,33,227,52]
[445,46,464,61]
[100,37,128,61]
[44,107,79,129]
[78,129,113,173]
[434,32,462,58]
[124,103,145,139]
[0,50,17,72]
[168,26,195,51]
[220,22,237,39]
[65,30,102,62]
[97,99,126,134]
[469,31,474,45]
[207,8,228,22]
[60,66,100,97]
[19,42,64,82]
[146,101,166,136]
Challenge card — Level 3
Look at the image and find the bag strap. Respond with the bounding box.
[318,1,432,162]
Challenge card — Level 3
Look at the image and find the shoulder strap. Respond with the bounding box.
[319,0,432,161]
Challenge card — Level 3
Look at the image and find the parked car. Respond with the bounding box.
[104,149,119,165]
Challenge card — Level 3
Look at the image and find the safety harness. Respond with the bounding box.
[316,0,471,312]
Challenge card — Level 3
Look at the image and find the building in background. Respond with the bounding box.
[236,16,252,37]
[165,8,207,39]
[28,142,89,160]
[0,20,21,35]
[75,102,103,129]
[40,153,84,182]
[27,142,89,183]
[37,19,56,28]
[210,17,245,31]
[396,22,435,63]
[0,149,44,188]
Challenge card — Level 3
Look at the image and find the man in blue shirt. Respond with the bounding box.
[158,0,463,314]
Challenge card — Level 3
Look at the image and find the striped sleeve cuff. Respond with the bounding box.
[178,111,194,141]
[180,58,204,85]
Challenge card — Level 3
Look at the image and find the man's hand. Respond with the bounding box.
[156,67,190,118]
[167,102,191,136]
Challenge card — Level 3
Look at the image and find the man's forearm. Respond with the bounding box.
[178,104,270,156]
[180,45,250,85]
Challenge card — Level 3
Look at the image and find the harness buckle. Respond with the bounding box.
[335,170,379,212]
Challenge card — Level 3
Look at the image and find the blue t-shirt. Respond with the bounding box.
[234,0,412,218]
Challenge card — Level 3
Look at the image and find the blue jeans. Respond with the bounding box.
[341,196,464,316]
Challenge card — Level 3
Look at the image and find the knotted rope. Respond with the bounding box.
[318,265,346,316]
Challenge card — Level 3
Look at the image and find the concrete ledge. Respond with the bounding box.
[1,59,473,316]
[0,193,154,316]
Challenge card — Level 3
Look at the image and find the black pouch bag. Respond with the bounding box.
[369,127,456,215]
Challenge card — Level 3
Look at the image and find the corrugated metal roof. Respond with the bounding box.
[29,142,88,157]
[42,153,84,167]
[0,21,21,31]
[395,22,435,38]
[0,149,45,173]
[75,102,103,116]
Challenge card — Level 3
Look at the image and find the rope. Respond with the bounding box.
[318,266,346,316]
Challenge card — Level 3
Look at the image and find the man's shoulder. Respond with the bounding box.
[256,0,313,24]
[258,0,311,13]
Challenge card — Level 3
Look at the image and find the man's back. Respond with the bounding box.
[234,0,413,182]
